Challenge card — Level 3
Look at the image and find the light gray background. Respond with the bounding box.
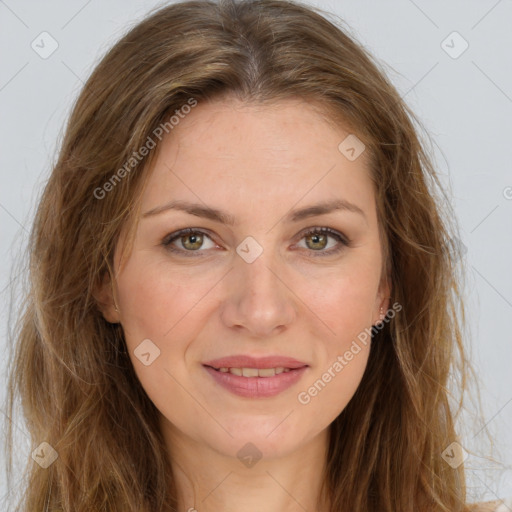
[1,0,511,508]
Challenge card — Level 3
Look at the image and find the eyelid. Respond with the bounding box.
[298,226,350,245]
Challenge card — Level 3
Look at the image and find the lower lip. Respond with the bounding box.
[203,365,308,398]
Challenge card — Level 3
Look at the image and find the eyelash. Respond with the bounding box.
[161,227,350,258]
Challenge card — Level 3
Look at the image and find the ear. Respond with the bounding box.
[373,272,392,326]
[93,270,120,324]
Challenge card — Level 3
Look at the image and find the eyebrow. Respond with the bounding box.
[142,198,366,224]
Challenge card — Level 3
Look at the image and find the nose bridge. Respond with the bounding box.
[239,250,277,291]
[235,240,283,302]
[234,233,278,284]
[221,238,296,336]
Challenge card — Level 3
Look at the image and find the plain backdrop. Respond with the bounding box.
[1,0,511,508]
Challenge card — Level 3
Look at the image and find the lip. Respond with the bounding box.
[203,365,309,398]
[202,355,308,370]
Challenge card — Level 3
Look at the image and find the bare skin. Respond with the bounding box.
[97,97,390,512]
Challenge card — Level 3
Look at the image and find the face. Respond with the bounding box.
[99,97,390,462]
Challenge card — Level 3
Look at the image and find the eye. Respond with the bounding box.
[161,226,350,257]
[162,228,218,255]
[295,227,350,257]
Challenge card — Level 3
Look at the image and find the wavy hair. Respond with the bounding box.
[4,0,490,510]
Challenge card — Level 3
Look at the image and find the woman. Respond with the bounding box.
[4,0,509,510]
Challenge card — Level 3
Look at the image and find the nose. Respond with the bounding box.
[219,248,297,338]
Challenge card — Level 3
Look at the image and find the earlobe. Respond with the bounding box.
[93,270,121,324]
[374,275,392,326]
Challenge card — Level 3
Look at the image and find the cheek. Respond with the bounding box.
[295,259,380,341]
[291,257,378,409]
[114,256,214,417]
[115,254,216,343]
[300,345,370,410]
[114,255,225,403]
[295,276,373,422]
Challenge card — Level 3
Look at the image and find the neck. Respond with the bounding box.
[161,417,331,512]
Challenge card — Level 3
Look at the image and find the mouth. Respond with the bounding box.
[202,354,308,371]
[202,363,309,398]
[204,365,305,377]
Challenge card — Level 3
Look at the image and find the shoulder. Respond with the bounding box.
[469,498,512,512]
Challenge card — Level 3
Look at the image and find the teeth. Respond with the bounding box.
[216,367,292,377]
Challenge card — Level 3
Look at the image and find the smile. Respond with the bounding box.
[203,365,308,398]
[211,366,293,377]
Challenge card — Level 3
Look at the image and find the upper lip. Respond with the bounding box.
[203,355,309,370]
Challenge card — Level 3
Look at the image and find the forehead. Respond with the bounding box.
[140,98,375,221]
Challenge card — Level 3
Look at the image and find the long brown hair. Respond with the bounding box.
[4,0,490,510]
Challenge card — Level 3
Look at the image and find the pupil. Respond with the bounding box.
[185,233,202,249]
[309,233,326,250]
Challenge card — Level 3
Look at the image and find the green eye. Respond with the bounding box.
[298,227,349,256]
[163,228,216,253]
[162,226,350,258]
